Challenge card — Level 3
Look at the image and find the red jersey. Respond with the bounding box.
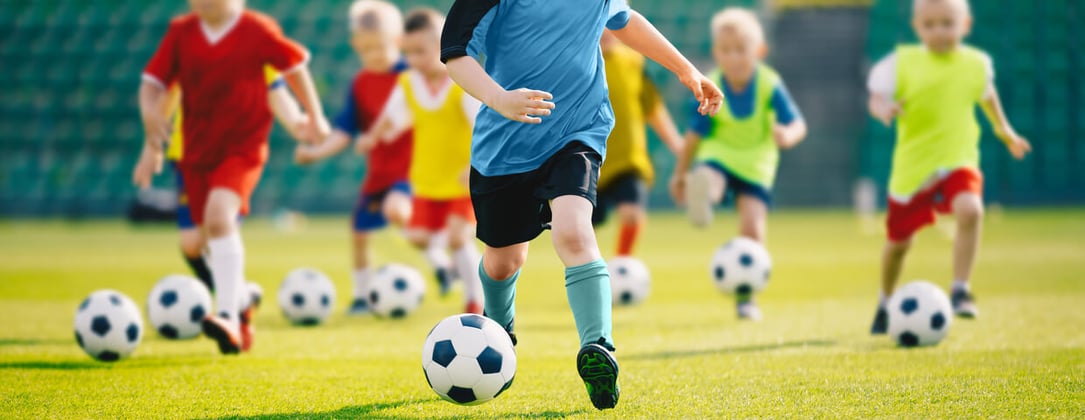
[143,10,308,168]
[332,63,413,194]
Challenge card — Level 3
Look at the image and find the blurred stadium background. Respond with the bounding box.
[0,0,1081,217]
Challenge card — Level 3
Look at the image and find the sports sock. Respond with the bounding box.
[479,259,517,331]
[878,290,888,305]
[565,259,614,349]
[184,254,215,293]
[455,246,484,305]
[951,280,970,293]
[207,233,244,332]
[352,268,374,299]
[616,221,640,256]
[424,233,453,274]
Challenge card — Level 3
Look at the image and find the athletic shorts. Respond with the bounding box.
[353,180,412,232]
[408,196,475,231]
[703,161,773,206]
[173,163,196,230]
[178,156,264,225]
[591,171,648,226]
[887,167,983,242]
[470,141,601,248]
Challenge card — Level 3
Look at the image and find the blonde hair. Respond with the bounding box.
[914,0,971,15]
[349,0,404,36]
[710,8,765,47]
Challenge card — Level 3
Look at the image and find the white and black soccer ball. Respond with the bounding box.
[710,236,772,295]
[608,256,650,306]
[146,274,212,339]
[74,290,143,362]
[422,314,516,405]
[367,263,425,319]
[278,268,336,326]
[887,281,953,347]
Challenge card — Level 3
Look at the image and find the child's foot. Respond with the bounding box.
[577,338,619,410]
[870,305,888,335]
[736,292,762,321]
[239,306,255,352]
[202,314,241,355]
[951,289,979,318]
[347,298,371,316]
[435,267,453,297]
[465,300,483,315]
[685,168,714,228]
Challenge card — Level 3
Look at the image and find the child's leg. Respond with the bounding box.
[351,231,374,300]
[204,188,245,330]
[448,215,483,309]
[179,228,214,292]
[736,195,767,243]
[615,203,645,257]
[951,193,983,289]
[383,190,412,227]
[551,195,613,348]
[881,238,912,300]
[685,164,725,228]
[480,242,529,332]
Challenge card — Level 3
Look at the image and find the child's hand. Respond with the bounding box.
[679,72,724,116]
[354,132,378,155]
[294,145,319,165]
[141,113,171,151]
[870,95,902,126]
[773,125,795,150]
[132,147,162,189]
[287,115,313,144]
[1001,131,1032,160]
[490,88,555,124]
[302,116,331,144]
[669,172,687,206]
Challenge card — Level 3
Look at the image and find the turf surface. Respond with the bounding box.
[1,210,1083,418]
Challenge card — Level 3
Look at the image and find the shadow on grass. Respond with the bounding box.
[626,339,836,361]
[211,399,588,419]
[0,360,109,370]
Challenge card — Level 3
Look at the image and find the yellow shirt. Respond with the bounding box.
[395,72,476,199]
[166,66,283,161]
[600,44,661,188]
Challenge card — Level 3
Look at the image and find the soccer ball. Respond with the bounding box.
[278,268,336,326]
[422,314,516,405]
[710,236,772,294]
[73,290,143,362]
[146,274,212,339]
[887,281,953,347]
[608,256,650,305]
[367,263,425,319]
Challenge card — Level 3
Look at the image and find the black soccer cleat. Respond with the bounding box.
[577,338,619,410]
[347,298,371,316]
[951,289,979,318]
[870,305,888,335]
[435,267,452,297]
[202,314,241,355]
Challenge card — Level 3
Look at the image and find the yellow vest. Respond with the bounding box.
[402,73,473,199]
[890,45,988,198]
[696,65,781,188]
[600,44,660,188]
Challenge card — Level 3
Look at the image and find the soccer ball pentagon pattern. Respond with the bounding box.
[73,289,143,362]
[367,263,425,319]
[278,268,336,326]
[422,314,516,406]
[147,274,212,339]
[710,236,772,294]
[607,256,651,306]
[887,280,953,347]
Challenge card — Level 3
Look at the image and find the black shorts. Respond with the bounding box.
[591,171,648,225]
[470,141,601,248]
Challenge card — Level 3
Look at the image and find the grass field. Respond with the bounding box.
[1,210,1083,419]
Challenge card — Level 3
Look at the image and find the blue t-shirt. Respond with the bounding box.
[689,70,802,136]
[441,0,632,176]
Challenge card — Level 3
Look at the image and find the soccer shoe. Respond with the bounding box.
[465,300,483,315]
[435,267,453,297]
[347,298,372,316]
[737,301,763,321]
[247,282,264,309]
[870,305,889,335]
[202,314,241,355]
[577,338,619,410]
[685,168,714,228]
[239,306,255,352]
[951,289,979,318]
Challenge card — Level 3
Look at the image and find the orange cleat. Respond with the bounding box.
[202,315,241,355]
[239,306,256,352]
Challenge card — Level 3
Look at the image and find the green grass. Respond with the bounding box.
[1,210,1084,419]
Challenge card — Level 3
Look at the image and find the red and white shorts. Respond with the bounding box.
[178,156,265,225]
[408,196,475,232]
[886,167,983,242]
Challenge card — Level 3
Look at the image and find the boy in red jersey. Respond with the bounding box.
[294,0,417,315]
[139,0,330,354]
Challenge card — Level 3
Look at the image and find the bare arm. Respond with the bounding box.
[646,101,684,156]
[868,94,901,127]
[283,67,330,143]
[294,130,350,165]
[980,87,1031,160]
[445,57,555,124]
[268,85,308,142]
[773,120,808,150]
[139,81,171,151]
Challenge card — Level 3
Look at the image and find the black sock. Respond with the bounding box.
[184,254,215,293]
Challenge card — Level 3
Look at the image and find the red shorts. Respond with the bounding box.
[886,167,983,241]
[408,196,475,231]
[179,156,265,225]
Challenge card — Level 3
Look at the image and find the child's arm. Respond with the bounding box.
[268,83,310,142]
[294,130,350,165]
[646,101,684,156]
[669,131,702,206]
[139,81,172,151]
[980,87,1031,160]
[770,83,807,150]
[611,12,723,116]
[773,120,807,150]
[445,58,555,124]
[866,54,900,126]
[132,143,163,188]
[283,67,331,143]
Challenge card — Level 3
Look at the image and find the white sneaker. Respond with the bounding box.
[737,301,762,321]
[685,167,715,228]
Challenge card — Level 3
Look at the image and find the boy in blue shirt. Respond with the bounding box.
[441,0,723,410]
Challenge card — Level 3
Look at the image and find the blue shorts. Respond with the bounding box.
[174,164,196,230]
[353,181,412,232]
[702,161,773,206]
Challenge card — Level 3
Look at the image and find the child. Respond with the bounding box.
[140,0,330,354]
[670,8,807,321]
[293,0,417,315]
[369,8,485,314]
[866,0,1030,333]
[132,66,307,351]
[441,0,723,410]
[593,30,685,257]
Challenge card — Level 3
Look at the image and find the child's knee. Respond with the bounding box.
[886,239,912,256]
[179,232,203,258]
[953,195,984,226]
[552,226,595,257]
[483,252,526,280]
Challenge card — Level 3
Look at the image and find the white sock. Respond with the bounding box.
[454,245,484,304]
[207,233,244,332]
[425,233,452,273]
[878,290,888,305]
[952,280,969,292]
[352,268,374,299]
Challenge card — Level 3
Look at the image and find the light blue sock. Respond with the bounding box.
[479,259,518,331]
[565,259,614,349]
